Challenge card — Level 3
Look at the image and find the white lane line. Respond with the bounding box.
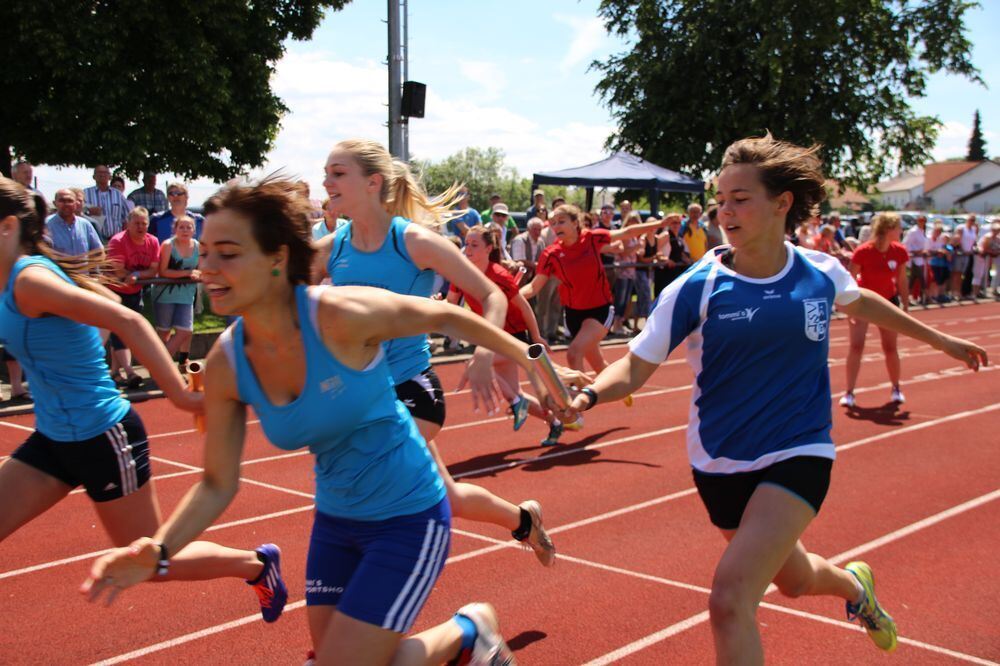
[0,505,314,581]
[581,488,1000,665]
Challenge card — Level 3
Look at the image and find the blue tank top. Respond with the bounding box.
[0,255,129,441]
[220,285,444,521]
[327,217,435,384]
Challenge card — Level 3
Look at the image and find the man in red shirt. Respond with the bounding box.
[107,207,161,388]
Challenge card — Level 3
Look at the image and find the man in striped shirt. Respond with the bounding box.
[83,164,130,242]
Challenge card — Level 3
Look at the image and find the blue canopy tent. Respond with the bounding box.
[531,152,704,216]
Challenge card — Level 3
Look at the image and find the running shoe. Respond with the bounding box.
[247,543,288,623]
[510,398,529,431]
[623,394,634,407]
[518,500,556,567]
[845,561,897,652]
[540,421,563,447]
[455,603,517,665]
[563,415,584,432]
[839,393,856,408]
[890,388,905,404]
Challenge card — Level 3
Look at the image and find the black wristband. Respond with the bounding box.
[155,542,170,576]
[581,387,599,410]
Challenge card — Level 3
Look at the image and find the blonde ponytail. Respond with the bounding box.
[334,139,466,228]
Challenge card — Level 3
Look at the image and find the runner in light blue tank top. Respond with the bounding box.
[327,217,435,384]
[221,284,444,521]
[1,176,286,625]
[0,255,128,440]
[97,178,576,661]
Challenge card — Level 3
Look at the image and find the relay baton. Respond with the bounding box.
[187,361,206,433]
[526,343,572,410]
[515,266,528,286]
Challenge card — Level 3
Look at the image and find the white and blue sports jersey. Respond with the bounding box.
[630,242,860,474]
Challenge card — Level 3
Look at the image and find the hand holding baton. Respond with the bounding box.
[526,343,584,428]
[187,361,205,433]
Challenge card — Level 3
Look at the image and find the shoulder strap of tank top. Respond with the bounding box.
[306,285,330,338]
[217,323,238,371]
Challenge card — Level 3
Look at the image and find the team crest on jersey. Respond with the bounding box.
[803,298,829,342]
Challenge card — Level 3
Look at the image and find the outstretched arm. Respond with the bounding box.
[839,288,987,369]
[81,345,248,603]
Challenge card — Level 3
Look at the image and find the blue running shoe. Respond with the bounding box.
[511,398,530,431]
[541,421,563,447]
[248,543,287,623]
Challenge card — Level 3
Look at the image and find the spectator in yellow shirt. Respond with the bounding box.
[682,203,708,261]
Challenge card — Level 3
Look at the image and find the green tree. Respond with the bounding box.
[0,1,350,178]
[593,0,981,189]
[966,109,987,161]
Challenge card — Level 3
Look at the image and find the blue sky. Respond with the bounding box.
[33,0,998,204]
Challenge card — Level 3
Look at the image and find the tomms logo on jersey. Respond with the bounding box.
[718,307,760,323]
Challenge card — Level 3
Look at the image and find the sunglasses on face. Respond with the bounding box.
[168,190,186,196]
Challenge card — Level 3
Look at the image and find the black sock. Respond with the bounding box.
[246,550,269,584]
[511,508,532,541]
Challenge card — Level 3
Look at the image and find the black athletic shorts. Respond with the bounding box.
[564,304,614,339]
[10,408,151,502]
[692,456,833,530]
[395,367,446,427]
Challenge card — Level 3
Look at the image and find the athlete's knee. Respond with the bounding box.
[708,578,755,629]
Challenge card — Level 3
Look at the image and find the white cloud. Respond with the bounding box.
[553,14,607,72]
[457,60,508,101]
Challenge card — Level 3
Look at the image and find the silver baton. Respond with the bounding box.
[526,343,571,410]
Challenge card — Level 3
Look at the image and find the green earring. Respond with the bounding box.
[271,268,280,277]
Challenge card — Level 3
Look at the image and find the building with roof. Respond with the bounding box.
[874,171,924,209]
[825,180,871,211]
[923,160,1000,212]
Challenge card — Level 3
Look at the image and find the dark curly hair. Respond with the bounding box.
[721,133,826,233]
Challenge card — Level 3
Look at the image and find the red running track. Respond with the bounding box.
[1,303,999,665]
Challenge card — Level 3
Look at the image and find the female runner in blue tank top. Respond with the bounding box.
[0,178,286,622]
[84,181,583,664]
[558,135,987,663]
[313,139,557,567]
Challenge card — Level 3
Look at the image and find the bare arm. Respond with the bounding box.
[895,263,909,311]
[82,345,247,602]
[519,271,550,300]
[609,219,664,242]
[839,289,987,369]
[559,352,660,420]
[15,266,199,411]
[512,292,544,344]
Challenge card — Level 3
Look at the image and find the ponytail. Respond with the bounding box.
[335,139,466,228]
[1,178,118,298]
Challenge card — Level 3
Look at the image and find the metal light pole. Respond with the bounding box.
[387,0,408,161]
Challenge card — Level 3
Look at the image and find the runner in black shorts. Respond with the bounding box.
[394,366,446,426]
[521,204,663,405]
[0,178,288,623]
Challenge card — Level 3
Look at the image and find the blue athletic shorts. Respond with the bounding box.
[305,498,451,633]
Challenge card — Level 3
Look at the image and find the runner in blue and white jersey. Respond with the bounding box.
[560,134,987,663]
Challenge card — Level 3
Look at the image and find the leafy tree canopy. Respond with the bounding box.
[0,1,349,179]
[414,147,585,212]
[593,0,982,188]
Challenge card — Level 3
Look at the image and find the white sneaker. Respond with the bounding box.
[455,603,517,665]
[839,393,855,408]
[890,388,905,404]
